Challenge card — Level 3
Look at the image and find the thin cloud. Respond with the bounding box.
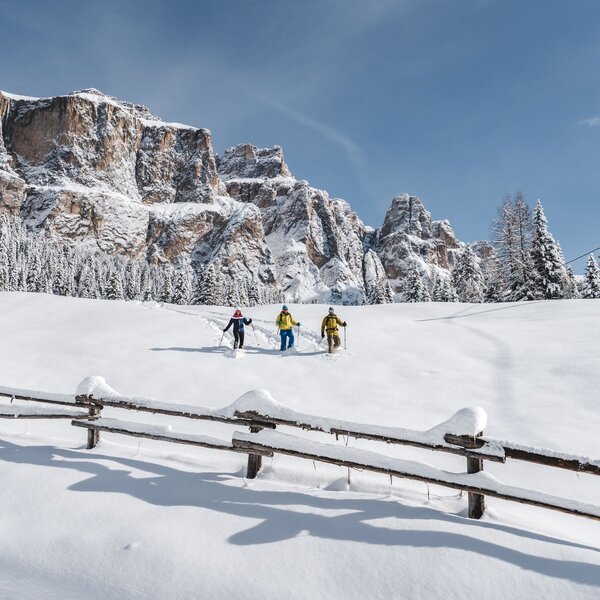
[250,92,373,200]
[252,94,364,164]
[579,116,600,127]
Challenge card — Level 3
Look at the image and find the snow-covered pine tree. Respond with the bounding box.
[582,254,600,299]
[402,269,431,302]
[106,266,125,300]
[432,276,458,302]
[564,264,580,299]
[490,193,534,301]
[197,264,221,305]
[530,200,570,299]
[238,279,250,307]
[452,246,486,302]
[123,261,141,300]
[160,266,174,303]
[172,267,193,305]
[247,280,260,307]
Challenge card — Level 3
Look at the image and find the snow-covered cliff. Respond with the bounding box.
[0,89,471,304]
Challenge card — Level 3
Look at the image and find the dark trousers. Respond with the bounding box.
[234,331,245,349]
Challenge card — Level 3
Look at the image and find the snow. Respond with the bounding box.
[0,293,599,599]
[0,90,41,101]
[76,375,121,398]
[0,384,76,404]
[232,429,600,518]
[222,388,281,417]
[432,406,488,437]
[0,403,90,418]
[78,417,232,449]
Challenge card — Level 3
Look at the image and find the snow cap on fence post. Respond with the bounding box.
[434,406,487,438]
[433,406,488,520]
[227,389,281,419]
[75,376,120,450]
[76,376,121,400]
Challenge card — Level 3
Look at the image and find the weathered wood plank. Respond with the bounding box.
[0,392,77,407]
[235,410,505,463]
[445,432,486,519]
[232,436,600,521]
[75,396,275,428]
[246,425,264,479]
[71,418,272,454]
[0,411,92,419]
[445,434,600,475]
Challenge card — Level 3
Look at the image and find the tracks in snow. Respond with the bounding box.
[145,303,328,355]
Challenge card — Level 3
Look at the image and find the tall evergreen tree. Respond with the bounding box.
[197,264,221,305]
[172,267,193,305]
[402,269,431,302]
[582,254,600,299]
[159,267,174,303]
[106,267,125,300]
[452,246,486,302]
[490,193,534,301]
[432,276,458,302]
[530,200,570,299]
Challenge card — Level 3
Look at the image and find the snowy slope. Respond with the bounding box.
[0,293,599,599]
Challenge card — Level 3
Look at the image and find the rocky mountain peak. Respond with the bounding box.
[380,193,433,239]
[217,144,292,181]
[0,89,473,304]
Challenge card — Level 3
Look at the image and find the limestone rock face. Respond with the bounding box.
[217,144,292,181]
[375,194,464,290]
[0,95,27,215]
[0,89,473,303]
[220,145,372,303]
[0,89,226,255]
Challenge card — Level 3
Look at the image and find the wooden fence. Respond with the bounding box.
[0,384,598,523]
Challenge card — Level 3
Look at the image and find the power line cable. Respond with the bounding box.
[565,246,600,265]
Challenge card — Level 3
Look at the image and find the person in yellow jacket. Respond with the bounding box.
[276,305,301,351]
[321,306,347,354]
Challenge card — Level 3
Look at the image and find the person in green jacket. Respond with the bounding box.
[276,305,300,351]
[321,306,346,354]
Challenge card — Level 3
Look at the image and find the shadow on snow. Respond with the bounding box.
[0,438,598,586]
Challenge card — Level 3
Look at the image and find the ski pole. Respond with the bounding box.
[344,325,347,350]
[297,324,301,350]
[219,331,225,348]
[252,323,260,347]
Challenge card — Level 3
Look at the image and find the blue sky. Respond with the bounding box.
[1,0,599,270]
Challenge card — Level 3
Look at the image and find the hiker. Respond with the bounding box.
[321,306,347,354]
[276,305,300,351]
[223,309,252,349]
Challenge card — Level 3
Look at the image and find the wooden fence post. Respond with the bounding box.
[75,395,101,449]
[246,425,263,479]
[447,430,485,519]
[467,446,485,519]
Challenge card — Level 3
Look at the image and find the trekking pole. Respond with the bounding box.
[219,331,225,348]
[252,323,260,347]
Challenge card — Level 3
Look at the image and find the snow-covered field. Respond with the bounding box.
[0,292,599,599]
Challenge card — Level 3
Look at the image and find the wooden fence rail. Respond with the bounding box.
[1,384,598,523]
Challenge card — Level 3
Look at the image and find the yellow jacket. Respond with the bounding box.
[321,314,344,336]
[276,312,298,331]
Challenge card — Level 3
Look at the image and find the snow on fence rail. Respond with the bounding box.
[0,377,599,523]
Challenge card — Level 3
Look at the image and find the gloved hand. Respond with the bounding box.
[343,322,347,326]
[297,323,301,326]
[222,328,226,332]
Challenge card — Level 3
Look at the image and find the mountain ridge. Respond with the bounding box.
[0,88,473,304]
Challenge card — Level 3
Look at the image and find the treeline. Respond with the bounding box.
[1,198,598,306]
[0,215,283,306]
[402,196,600,302]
